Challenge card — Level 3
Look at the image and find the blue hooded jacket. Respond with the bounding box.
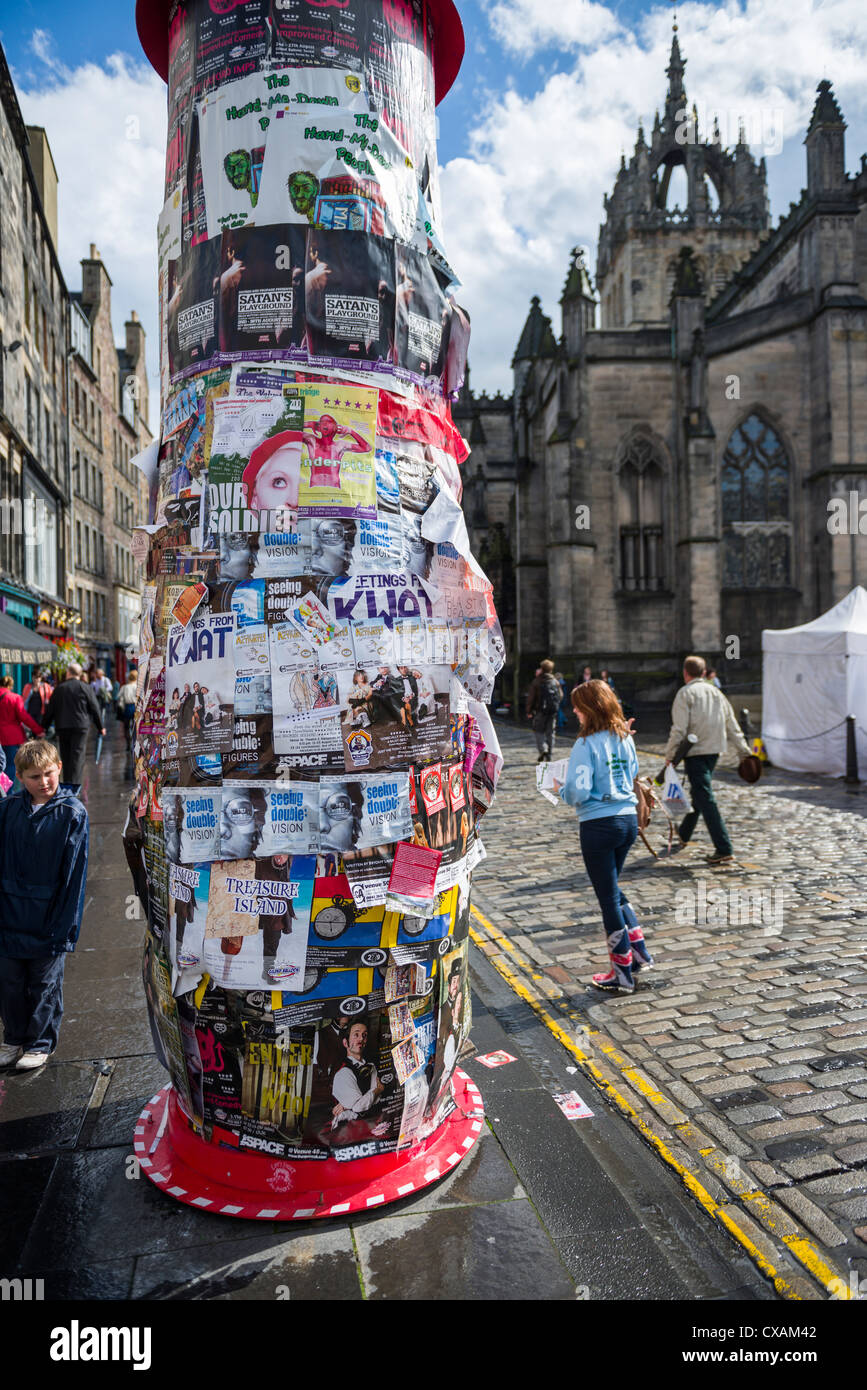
[0,787,89,957]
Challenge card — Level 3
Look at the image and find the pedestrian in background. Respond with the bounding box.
[91,669,112,765]
[664,654,750,866]
[579,664,593,684]
[42,663,105,794]
[600,667,617,693]
[117,674,137,751]
[554,670,569,730]
[24,670,53,727]
[555,680,653,993]
[0,675,44,792]
[526,658,562,763]
[0,739,90,1070]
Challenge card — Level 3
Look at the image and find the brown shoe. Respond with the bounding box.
[706,853,733,866]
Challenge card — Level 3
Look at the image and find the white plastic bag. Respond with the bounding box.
[662,765,691,816]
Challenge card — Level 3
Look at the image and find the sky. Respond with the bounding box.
[1,0,866,417]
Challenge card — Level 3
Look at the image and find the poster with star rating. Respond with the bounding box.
[284,381,378,518]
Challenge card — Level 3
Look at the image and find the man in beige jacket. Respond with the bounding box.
[664,655,751,865]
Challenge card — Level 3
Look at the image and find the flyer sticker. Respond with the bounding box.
[419,762,446,815]
[391,1035,423,1085]
[553,1090,595,1120]
[475,1051,517,1069]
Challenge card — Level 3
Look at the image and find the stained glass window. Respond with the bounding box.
[722,414,791,587]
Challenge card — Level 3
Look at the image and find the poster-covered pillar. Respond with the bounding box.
[128,0,506,1218]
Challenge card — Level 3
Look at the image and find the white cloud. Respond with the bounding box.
[442,0,867,396]
[14,47,167,429]
[483,0,621,55]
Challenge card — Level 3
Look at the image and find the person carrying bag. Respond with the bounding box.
[663,654,752,865]
[554,679,654,993]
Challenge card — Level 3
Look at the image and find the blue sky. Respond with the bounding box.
[2,0,866,408]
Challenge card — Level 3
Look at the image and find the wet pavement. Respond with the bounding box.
[0,726,774,1301]
[470,721,867,1299]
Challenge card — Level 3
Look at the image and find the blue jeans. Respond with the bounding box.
[579,813,643,987]
[0,952,67,1053]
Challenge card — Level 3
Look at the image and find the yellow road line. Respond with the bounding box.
[468,905,851,1301]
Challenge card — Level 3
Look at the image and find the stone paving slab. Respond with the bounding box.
[471,723,867,1298]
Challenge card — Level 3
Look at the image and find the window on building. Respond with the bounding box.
[24,478,57,597]
[23,260,29,329]
[722,413,791,587]
[26,376,33,442]
[618,436,666,592]
[76,521,82,566]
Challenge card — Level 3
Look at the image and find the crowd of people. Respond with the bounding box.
[0,658,138,1071]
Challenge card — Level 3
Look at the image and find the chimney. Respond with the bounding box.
[125,313,145,366]
[26,126,59,250]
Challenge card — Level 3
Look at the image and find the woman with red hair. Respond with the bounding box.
[556,680,653,993]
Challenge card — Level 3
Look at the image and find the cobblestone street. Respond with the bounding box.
[471,722,867,1298]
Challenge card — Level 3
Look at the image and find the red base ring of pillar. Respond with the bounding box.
[134,1069,484,1219]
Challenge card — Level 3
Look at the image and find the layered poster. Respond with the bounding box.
[203,854,316,990]
[336,663,453,771]
[167,611,236,757]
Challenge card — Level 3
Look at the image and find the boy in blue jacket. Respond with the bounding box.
[0,740,89,1070]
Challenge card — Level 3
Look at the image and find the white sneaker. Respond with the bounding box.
[15,1051,49,1070]
[0,1043,21,1066]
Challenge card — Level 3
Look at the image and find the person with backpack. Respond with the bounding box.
[117,674,138,750]
[554,679,653,993]
[41,663,105,794]
[24,670,52,726]
[526,658,562,762]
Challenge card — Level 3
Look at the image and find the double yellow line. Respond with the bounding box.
[468,903,852,1302]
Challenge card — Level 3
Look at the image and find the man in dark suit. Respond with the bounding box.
[42,662,105,792]
[369,666,404,724]
[396,665,418,727]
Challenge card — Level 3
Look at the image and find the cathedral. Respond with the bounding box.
[455,30,867,707]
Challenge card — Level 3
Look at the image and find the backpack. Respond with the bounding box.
[539,678,560,717]
[26,686,46,722]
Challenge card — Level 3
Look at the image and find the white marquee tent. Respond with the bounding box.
[762,586,867,776]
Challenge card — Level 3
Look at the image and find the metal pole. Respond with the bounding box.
[845,715,859,785]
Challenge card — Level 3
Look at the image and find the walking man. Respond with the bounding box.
[526,658,562,763]
[42,663,105,794]
[664,654,751,866]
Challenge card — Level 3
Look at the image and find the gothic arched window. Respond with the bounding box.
[618,436,665,592]
[722,413,791,587]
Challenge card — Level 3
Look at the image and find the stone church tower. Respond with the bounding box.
[455,30,867,707]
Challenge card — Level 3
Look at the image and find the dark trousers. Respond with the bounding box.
[57,729,89,788]
[0,952,67,1053]
[533,714,555,757]
[579,813,642,987]
[678,754,733,856]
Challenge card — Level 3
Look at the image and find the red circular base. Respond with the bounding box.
[134,1069,484,1219]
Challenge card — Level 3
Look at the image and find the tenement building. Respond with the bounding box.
[456,33,867,704]
[0,52,71,683]
[69,247,151,682]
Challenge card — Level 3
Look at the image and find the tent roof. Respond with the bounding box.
[762,586,867,654]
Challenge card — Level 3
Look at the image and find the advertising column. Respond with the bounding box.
[130,0,504,1217]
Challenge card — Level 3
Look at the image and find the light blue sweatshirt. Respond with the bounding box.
[558,730,639,823]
